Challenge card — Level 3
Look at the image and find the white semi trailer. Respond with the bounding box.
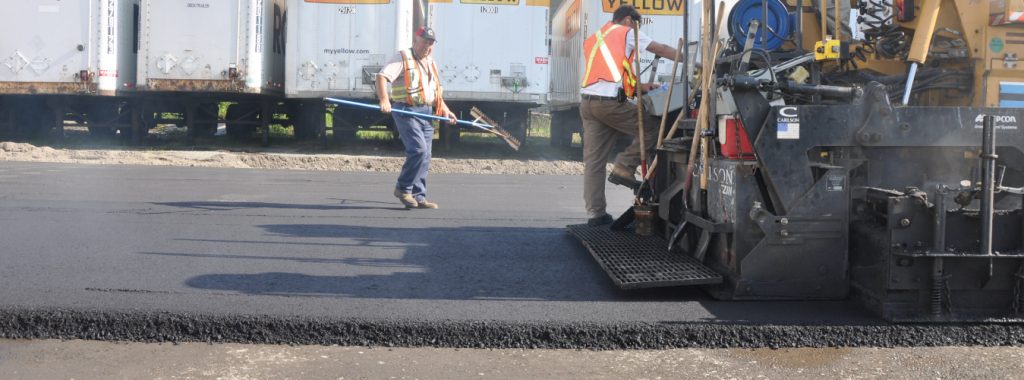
[548,0,702,147]
[284,0,415,142]
[0,0,139,139]
[427,0,550,146]
[135,0,287,144]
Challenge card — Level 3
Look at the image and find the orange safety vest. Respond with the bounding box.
[390,49,444,114]
[581,22,638,98]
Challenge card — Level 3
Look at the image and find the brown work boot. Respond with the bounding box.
[394,189,418,209]
[608,164,640,190]
[416,199,439,209]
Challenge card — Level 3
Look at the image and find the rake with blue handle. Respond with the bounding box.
[324,97,521,150]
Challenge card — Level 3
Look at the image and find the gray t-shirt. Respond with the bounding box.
[378,51,439,104]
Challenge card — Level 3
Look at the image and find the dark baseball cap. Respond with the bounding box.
[415,26,436,42]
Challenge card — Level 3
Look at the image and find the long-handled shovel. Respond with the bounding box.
[666,2,727,256]
[610,23,654,232]
[613,3,726,232]
[325,97,521,151]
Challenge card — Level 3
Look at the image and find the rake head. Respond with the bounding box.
[470,107,521,151]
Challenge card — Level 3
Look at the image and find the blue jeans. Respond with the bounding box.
[392,103,434,202]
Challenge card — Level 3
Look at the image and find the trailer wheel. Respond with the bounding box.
[226,103,259,139]
[8,100,53,140]
[292,101,324,140]
[85,104,119,138]
[331,107,357,143]
[550,109,580,148]
[285,101,305,139]
[119,122,150,142]
[121,105,152,143]
[509,113,529,149]
[87,126,116,138]
[440,123,461,147]
[192,103,219,137]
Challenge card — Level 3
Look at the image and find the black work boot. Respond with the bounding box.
[587,213,613,226]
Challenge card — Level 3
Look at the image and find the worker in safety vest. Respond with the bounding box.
[580,5,683,226]
[376,26,457,210]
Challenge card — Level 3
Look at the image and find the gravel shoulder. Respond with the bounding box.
[0,141,587,175]
[1,339,1021,380]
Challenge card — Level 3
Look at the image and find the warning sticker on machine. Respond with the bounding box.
[826,175,846,192]
[777,106,800,139]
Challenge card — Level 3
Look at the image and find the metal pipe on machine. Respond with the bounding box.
[931,187,948,316]
[981,115,997,256]
[981,115,997,281]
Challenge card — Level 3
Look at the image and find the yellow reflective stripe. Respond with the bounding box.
[582,24,621,87]
[398,50,417,104]
[621,55,638,97]
[582,25,619,86]
[599,43,621,82]
[392,49,435,105]
[581,35,602,87]
[623,59,636,85]
[412,54,428,105]
[430,61,444,113]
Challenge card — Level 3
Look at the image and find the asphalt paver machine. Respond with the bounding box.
[571,0,1024,322]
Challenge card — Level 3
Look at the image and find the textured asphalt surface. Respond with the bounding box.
[1,161,1023,348]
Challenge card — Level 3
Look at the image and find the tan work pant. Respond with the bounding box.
[580,98,658,218]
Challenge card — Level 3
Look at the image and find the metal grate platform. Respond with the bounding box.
[568,224,723,290]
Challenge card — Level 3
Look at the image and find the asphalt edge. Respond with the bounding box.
[3,308,1024,349]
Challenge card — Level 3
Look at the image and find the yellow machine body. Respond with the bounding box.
[790,0,1024,107]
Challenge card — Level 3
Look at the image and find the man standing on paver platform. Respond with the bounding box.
[578,5,682,226]
[376,26,458,210]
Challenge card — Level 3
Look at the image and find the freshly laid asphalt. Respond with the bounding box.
[1,161,1022,348]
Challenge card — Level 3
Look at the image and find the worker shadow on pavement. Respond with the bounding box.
[154,199,409,212]
[176,223,706,302]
